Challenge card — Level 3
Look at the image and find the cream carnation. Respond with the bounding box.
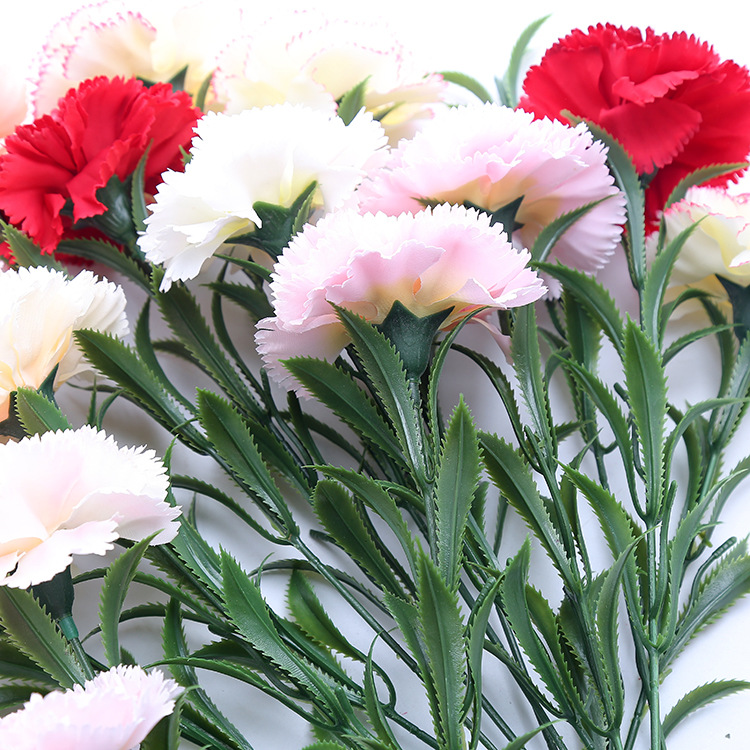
[0,665,181,749]
[256,204,546,392]
[357,103,626,295]
[139,104,387,291]
[31,0,243,116]
[654,186,750,290]
[212,9,446,144]
[0,426,178,588]
[0,267,128,420]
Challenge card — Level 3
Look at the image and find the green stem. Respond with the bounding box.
[58,616,96,682]
[646,527,662,750]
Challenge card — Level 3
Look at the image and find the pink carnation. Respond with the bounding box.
[357,103,626,295]
[0,426,179,588]
[256,204,545,392]
[0,665,181,750]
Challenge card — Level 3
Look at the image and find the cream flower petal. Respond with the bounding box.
[212,9,446,144]
[0,426,178,588]
[139,105,387,291]
[0,665,181,750]
[0,267,128,420]
[256,204,546,394]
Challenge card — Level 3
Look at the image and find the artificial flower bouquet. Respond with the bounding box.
[0,3,749,749]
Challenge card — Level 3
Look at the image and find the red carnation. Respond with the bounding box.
[0,76,201,253]
[519,25,750,224]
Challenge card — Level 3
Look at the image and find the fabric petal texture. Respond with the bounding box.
[0,426,178,588]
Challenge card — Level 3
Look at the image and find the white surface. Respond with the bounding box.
[5,2,750,748]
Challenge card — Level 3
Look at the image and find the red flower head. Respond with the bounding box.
[0,76,201,254]
[519,25,750,224]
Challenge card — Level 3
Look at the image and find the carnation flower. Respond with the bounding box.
[0,665,181,749]
[256,204,546,392]
[0,60,29,141]
[519,24,750,224]
[357,103,625,296]
[139,104,387,291]
[211,9,446,144]
[0,75,201,254]
[0,267,128,421]
[0,425,178,588]
[31,0,243,116]
[650,186,750,293]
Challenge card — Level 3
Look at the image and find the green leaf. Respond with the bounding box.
[161,600,252,750]
[623,319,667,518]
[156,282,262,419]
[499,540,567,709]
[58,238,152,291]
[416,553,466,750]
[196,389,296,535]
[668,552,750,664]
[0,588,86,688]
[582,122,646,287]
[288,570,361,661]
[130,146,151,234]
[283,357,403,462]
[438,71,493,103]
[537,262,624,355]
[435,397,480,590]
[220,552,334,704]
[74,330,208,452]
[207,279,273,321]
[313,480,406,597]
[641,220,701,345]
[363,642,399,749]
[497,15,549,107]
[336,306,427,479]
[480,434,571,580]
[13,387,72,435]
[99,536,154,666]
[710,333,750,445]
[663,680,750,737]
[500,722,558,750]
[337,78,370,124]
[511,304,555,451]
[530,198,610,263]
[316,467,416,577]
[0,220,64,270]
[664,163,748,211]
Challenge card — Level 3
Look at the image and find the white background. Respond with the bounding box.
[3,2,750,749]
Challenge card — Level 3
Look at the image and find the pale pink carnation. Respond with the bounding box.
[357,103,626,295]
[212,9,446,144]
[0,267,128,421]
[0,426,179,588]
[256,204,546,392]
[31,0,244,116]
[0,60,29,141]
[0,665,181,750]
[652,186,750,290]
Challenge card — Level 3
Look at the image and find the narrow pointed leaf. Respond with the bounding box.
[13,387,72,435]
[416,553,467,750]
[435,397,480,590]
[663,680,750,737]
[0,588,85,688]
[99,536,154,666]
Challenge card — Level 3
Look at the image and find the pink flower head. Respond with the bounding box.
[0,665,181,750]
[357,103,626,296]
[256,204,546,392]
[0,426,179,588]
